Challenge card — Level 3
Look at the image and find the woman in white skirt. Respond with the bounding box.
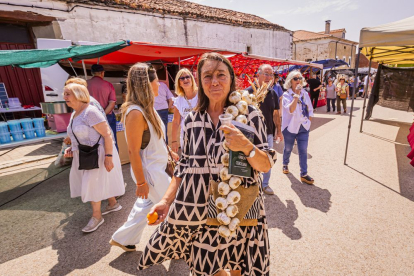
[110,63,177,252]
[63,82,125,233]
[171,68,198,153]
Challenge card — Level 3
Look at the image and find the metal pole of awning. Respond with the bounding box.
[360,50,373,133]
[82,60,88,80]
[344,48,362,165]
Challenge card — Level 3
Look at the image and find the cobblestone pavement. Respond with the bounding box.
[0,100,413,276]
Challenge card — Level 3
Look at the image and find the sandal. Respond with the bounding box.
[109,239,136,252]
[300,174,314,185]
[283,165,289,174]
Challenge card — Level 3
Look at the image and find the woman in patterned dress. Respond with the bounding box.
[138,53,277,276]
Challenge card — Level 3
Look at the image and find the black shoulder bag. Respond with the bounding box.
[71,120,101,170]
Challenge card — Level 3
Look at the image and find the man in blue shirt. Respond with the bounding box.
[273,74,284,99]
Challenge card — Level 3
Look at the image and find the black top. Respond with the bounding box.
[246,86,279,135]
[141,129,150,149]
[307,78,321,95]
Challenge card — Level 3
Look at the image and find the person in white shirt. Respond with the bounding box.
[281,70,315,184]
[154,82,174,143]
[171,69,198,153]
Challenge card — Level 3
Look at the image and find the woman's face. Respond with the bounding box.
[63,88,78,108]
[200,60,231,105]
[151,78,160,97]
[328,80,333,85]
[340,79,345,84]
[179,73,192,90]
[291,74,302,89]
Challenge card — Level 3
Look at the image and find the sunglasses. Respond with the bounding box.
[179,75,191,81]
[293,77,303,81]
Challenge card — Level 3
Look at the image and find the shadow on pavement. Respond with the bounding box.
[109,251,189,275]
[264,195,302,240]
[0,163,187,274]
[273,116,334,155]
[359,118,413,201]
[286,174,332,213]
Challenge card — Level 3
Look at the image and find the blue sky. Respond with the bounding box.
[187,0,414,43]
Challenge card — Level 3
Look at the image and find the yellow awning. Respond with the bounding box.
[360,16,414,64]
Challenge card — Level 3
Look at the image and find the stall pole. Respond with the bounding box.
[178,57,181,70]
[359,52,373,133]
[344,48,362,165]
[67,59,78,77]
[81,60,88,80]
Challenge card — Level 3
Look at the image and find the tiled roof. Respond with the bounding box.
[317,28,346,34]
[293,30,357,44]
[64,0,289,31]
[293,30,329,41]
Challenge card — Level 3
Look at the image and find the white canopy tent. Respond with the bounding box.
[344,16,414,164]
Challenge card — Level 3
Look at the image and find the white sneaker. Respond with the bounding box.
[82,217,104,233]
[102,202,122,215]
[263,186,275,195]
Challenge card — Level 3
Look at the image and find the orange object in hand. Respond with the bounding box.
[147,212,158,225]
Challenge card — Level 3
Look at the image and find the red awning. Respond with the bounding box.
[178,53,323,88]
[81,41,237,65]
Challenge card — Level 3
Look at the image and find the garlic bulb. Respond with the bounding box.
[235,115,247,125]
[219,225,231,238]
[217,212,231,225]
[227,191,241,205]
[221,153,229,166]
[229,176,242,189]
[228,217,240,232]
[225,105,239,119]
[215,197,228,210]
[222,140,230,151]
[220,167,232,181]
[226,205,239,218]
[230,230,237,238]
[236,101,248,115]
[241,90,252,105]
[218,182,231,196]
[229,91,242,104]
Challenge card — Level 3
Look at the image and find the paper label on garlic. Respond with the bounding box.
[228,121,254,178]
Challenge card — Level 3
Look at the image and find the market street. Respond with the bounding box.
[0,99,413,275]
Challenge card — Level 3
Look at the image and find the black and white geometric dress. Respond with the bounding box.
[138,106,277,276]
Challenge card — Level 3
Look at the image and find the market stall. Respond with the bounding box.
[0,41,129,149]
[344,15,414,165]
[178,52,323,87]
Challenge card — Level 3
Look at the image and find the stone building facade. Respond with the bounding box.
[292,20,358,69]
[0,0,292,58]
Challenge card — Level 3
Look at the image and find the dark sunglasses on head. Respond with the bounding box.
[179,75,191,81]
[293,77,303,81]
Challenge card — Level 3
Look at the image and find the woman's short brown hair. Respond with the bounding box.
[195,52,236,112]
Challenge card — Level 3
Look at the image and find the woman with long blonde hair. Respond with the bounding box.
[110,63,176,251]
[171,68,198,153]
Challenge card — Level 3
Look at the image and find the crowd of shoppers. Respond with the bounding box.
[61,57,325,275]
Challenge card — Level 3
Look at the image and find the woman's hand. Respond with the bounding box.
[64,147,73,158]
[104,156,114,172]
[171,141,179,153]
[136,182,149,199]
[220,124,252,152]
[148,200,170,225]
